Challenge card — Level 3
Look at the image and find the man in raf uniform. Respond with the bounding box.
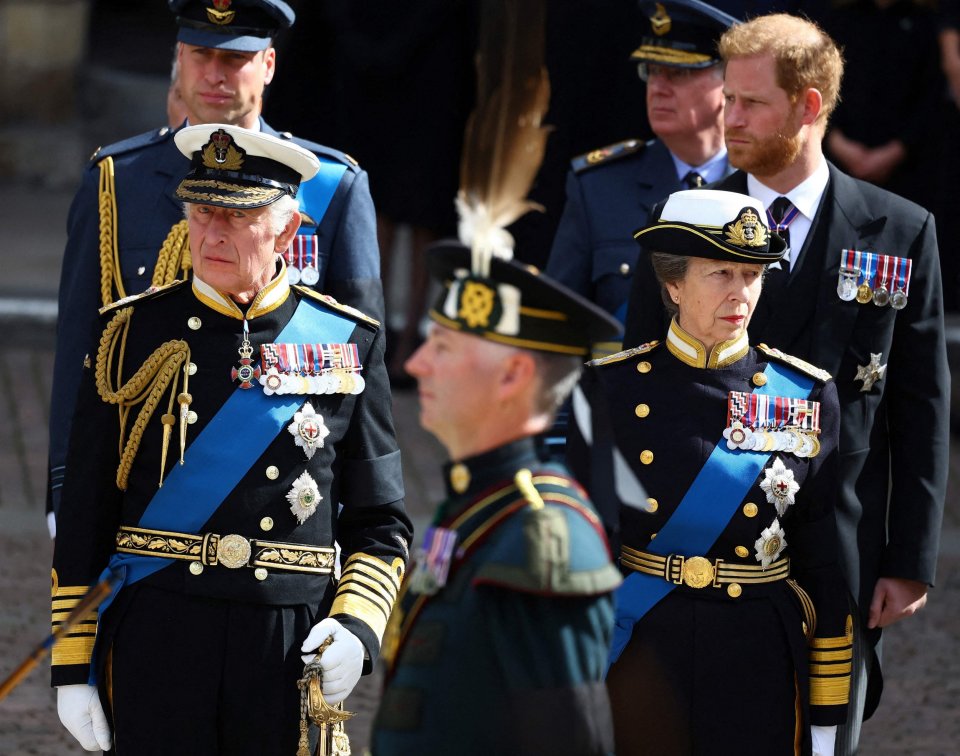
[51,124,410,755]
[369,237,623,755]
[47,0,384,538]
[545,0,736,335]
[621,14,949,752]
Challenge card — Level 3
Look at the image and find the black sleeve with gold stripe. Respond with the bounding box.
[331,552,405,667]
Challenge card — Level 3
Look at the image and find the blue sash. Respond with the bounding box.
[607,361,815,670]
[89,297,355,682]
[298,158,347,226]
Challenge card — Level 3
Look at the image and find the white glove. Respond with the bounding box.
[57,684,112,752]
[811,724,837,756]
[300,617,364,704]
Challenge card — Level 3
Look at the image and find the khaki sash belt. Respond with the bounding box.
[116,525,335,575]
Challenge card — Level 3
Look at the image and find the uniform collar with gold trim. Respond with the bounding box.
[192,259,290,320]
[665,318,749,369]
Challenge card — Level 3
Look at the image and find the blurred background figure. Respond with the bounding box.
[266,0,476,385]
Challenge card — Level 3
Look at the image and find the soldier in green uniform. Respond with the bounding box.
[51,124,411,755]
[370,237,623,755]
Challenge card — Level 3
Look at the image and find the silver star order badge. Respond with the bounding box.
[855,352,887,392]
[759,457,800,516]
[286,471,322,524]
[754,518,787,568]
[287,401,330,460]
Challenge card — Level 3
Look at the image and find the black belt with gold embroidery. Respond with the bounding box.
[116,525,335,575]
[620,544,790,590]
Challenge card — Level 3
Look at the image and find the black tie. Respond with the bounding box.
[767,196,794,273]
[683,170,704,188]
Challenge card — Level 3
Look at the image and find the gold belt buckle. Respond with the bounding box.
[217,534,252,569]
[680,556,715,589]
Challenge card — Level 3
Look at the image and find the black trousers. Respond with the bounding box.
[104,584,319,755]
[607,591,808,756]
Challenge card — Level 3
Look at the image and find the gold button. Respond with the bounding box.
[188,316,202,330]
[727,583,742,598]
[650,532,657,540]
[189,562,203,575]
[635,403,650,418]
[647,498,658,512]
[254,568,268,581]
[186,410,198,424]
[752,372,767,387]
[802,621,808,636]
[735,546,749,558]
[450,463,470,494]
[619,262,631,276]
[637,361,652,374]
[743,502,758,518]
[260,517,274,532]
[188,362,198,376]
[640,450,654,465]
[265,465,280,480]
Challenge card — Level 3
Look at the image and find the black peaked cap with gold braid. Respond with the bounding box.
[632,0,737,69]
[427,242,622,357]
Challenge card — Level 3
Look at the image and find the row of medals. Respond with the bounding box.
[726,421,821,458]
[287,264,320,286]
[261,367,365,396]
[837,268,907,309]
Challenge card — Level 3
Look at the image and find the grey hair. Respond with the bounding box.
[182,193,299,238]
[650,251,689,317]
[530,352,584,417]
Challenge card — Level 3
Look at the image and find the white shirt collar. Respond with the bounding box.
[746,156,829,221]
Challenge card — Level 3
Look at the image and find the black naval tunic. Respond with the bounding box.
[569,321,852,756]
[371,437,622,755]
[48,118,384,523]
[50,269,411,755]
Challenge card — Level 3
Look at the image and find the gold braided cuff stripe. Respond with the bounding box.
[810,675,851,706]
[811,662,853,676]
[810,634,855,649]
[331,554,404,642]
[810,648,853,663]
[51,584,99,667]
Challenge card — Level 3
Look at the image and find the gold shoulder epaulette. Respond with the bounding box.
[572,139,647,173]
[588,339,661,367]
[294,286,381,328]
[756,343,832,382]
[98,280,186,316]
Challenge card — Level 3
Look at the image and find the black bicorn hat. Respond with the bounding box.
[174,123,319,208]
[631,0,737,69]
[634,189,787,263]
[168,0,294,51]
[426,242,623,357]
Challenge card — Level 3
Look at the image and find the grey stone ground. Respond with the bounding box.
[0,184,958,754]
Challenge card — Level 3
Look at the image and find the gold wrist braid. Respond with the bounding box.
[97,157,125,307]
[95,307,191,490]
[152,220,192,287]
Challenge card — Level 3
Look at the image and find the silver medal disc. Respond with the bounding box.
[891,290,908,310]
[287,266,301,285]
[301,266,320,286]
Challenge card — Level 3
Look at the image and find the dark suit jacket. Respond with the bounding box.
[622,164,950,713]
